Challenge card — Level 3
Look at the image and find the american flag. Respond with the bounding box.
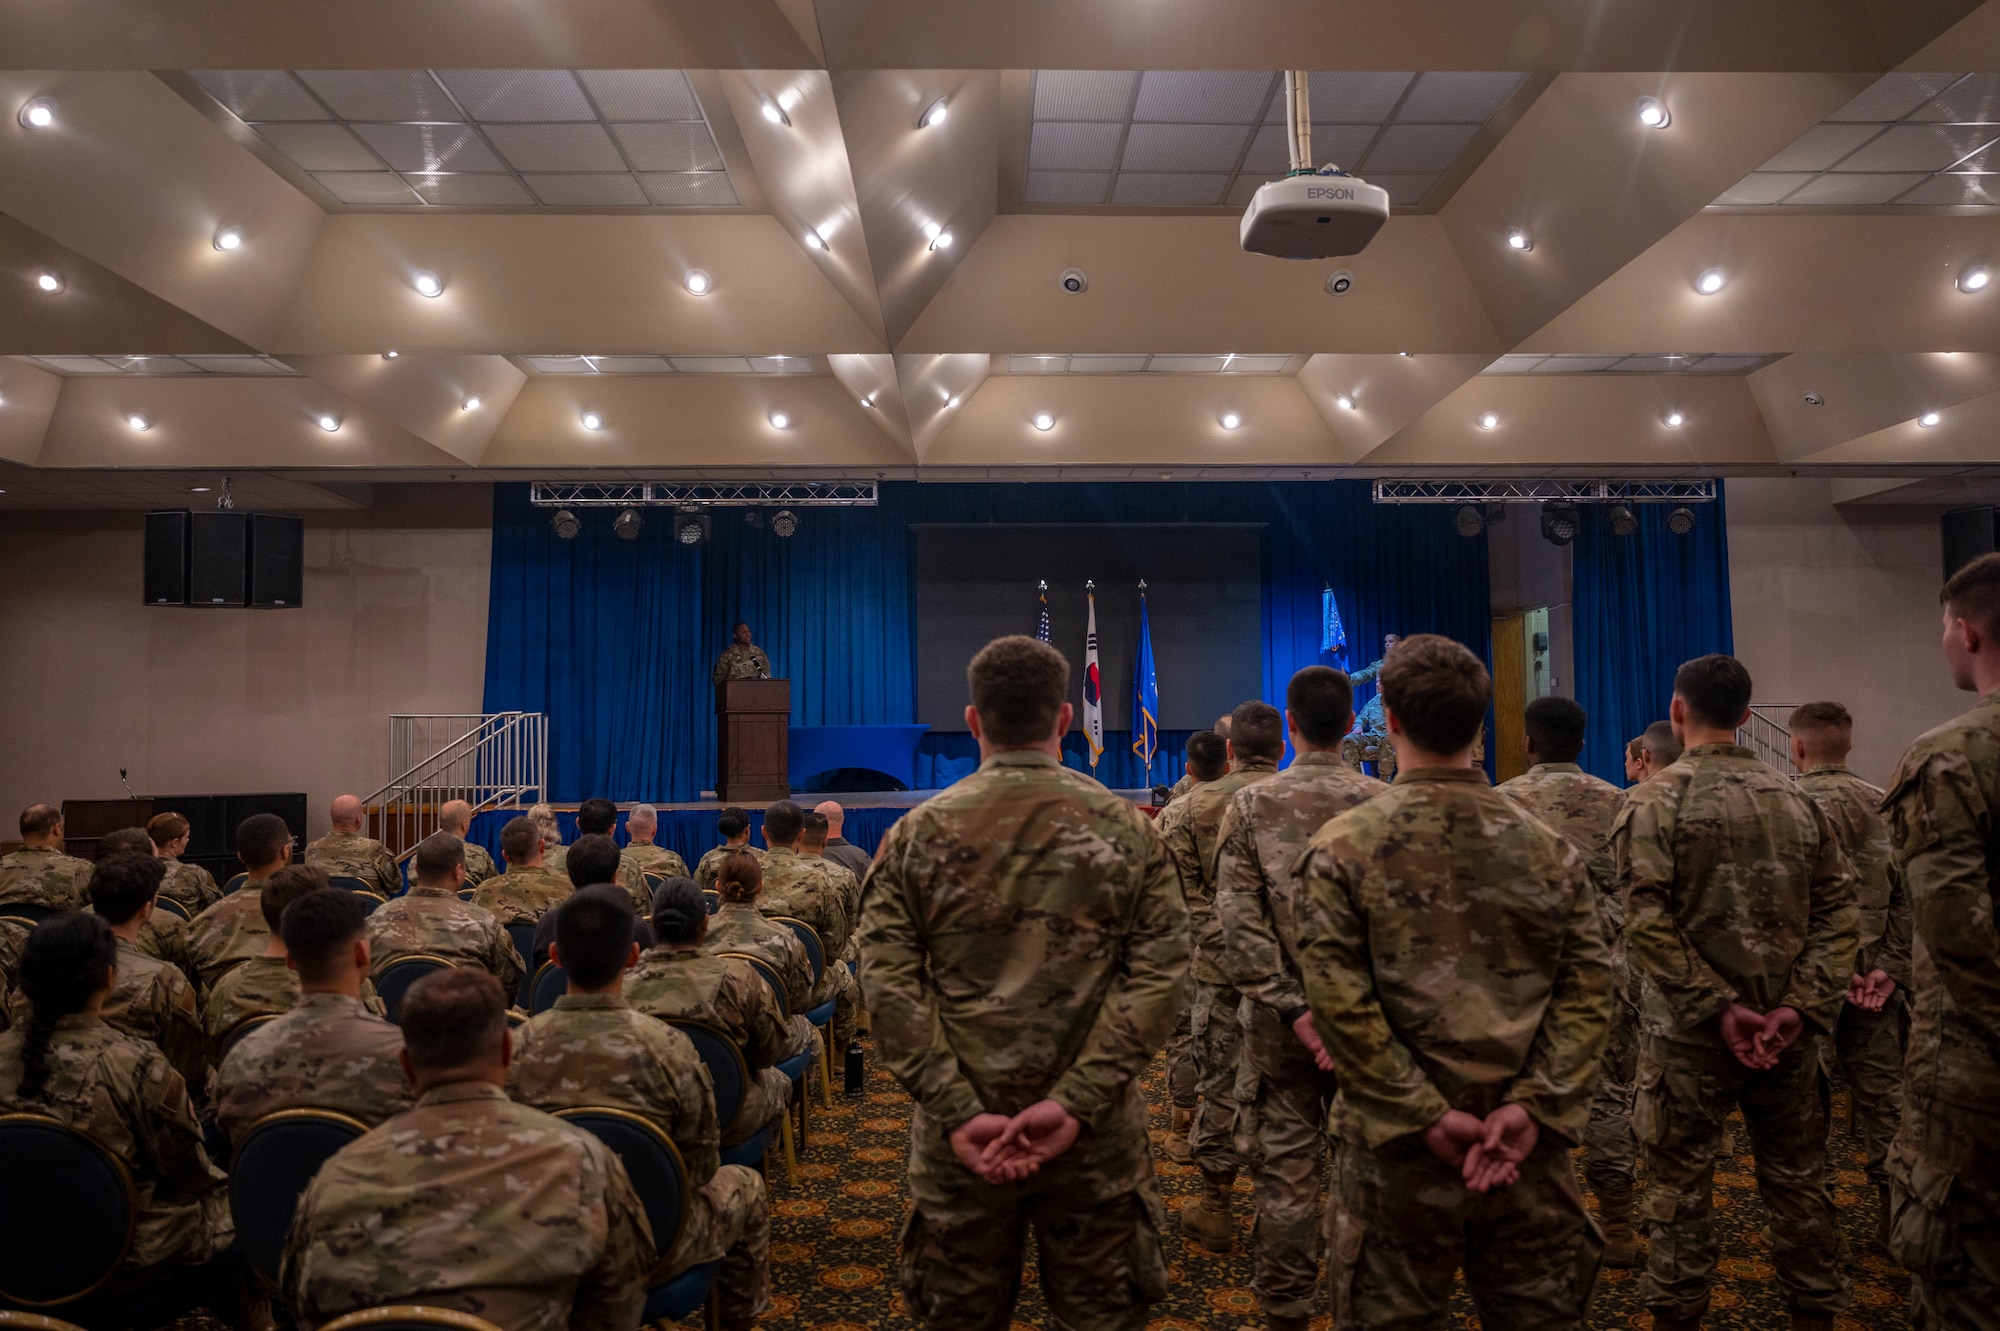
[1035,579,1051,642]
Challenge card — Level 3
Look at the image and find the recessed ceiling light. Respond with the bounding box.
[925,223,953,251]
[803,229,827,251]
[18,98,55,130]
[126,413,151,432]
[684,268,712,295]
[760,98,790,127]
[1920,411,1942,427]
[1665,409,1685,427]
[317,413,341,432]
[947,395,960,409]
[1507,228,1532,251]
[1478,412,1500,430]
[33,269,62,293]
[580,410,604,431]
[412,270,443,298]
[1957,265,1990,293]
[860,394,875,409]
[463,396,481,412]
[1336,394,1356,411]
[920,97,949,129]
[213,227,243,252]
[1032,411,1055,431]
[1695,268,1727,295]
[1398,351,1410,357]
[769,409,792,429]
[190,486,210,493]
[1636,96,1670,128]
[1219,411,1242,430]
[382,350,399,359]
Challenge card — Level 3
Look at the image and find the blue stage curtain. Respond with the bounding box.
[1573,485,1735,785]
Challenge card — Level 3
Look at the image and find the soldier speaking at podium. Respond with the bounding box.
[712,621,771,687]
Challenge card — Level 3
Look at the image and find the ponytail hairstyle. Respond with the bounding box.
[17,913,118,1100]
[714,850,763,905]
[650,877,707,944]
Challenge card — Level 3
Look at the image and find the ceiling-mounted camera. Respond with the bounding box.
[1058,268,1088,294]
[1326,269,1355,296]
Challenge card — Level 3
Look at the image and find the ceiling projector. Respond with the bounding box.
[1240,168,1391,259]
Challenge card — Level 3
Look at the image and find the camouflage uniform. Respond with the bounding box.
[366,886,525,996]
[1157,755,1278,1179]
[706,902,812,1014]
[1797,762,1912,1188]
[623,842,690,886]
[759,845,862,1049]
[1880,691,2000,1326]
[213,990,412,1145]
[0,844,93,911]
[202,954,389,1065]
[543,842,569,879]
[1498,761,1638,1201]
[281,1080,652,1331]
[510,993,771,1320]
[471,865,573,926]
[711,643,772,686]
[158,857,222,915]
[624,942,795,1146]
[1164,772,1196,804]
[304,829,401,898]
[3,935,208,1094]
[1214,751,1386,1319]
[1613,742,1858,1324]
[0,1015,232,1276]
[695,844,764,890]
[184,879,276,990]
[858,748,1189,1331]
[461,840,500,887]
[1293,766,1613,1329]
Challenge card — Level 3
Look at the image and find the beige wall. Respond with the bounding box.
[0,485,492,838]
[1726,477,1967,787]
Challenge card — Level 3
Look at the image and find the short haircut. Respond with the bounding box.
[281,889,370,984]
[1379,634,1491,755]
[718,807,750,839]
[88,852,166,925]
[576,798,618,836]
[1943,551,2000,640]
[1286,666,1355,746]
[1523,696,1588,764]
[500,816,541,864]
[398,969,507,1071]
[763,800,804,846]
[799,811,828,844]
[968,635,1070,747]
[19,804,60,839]
[146,812,190,847]
[261,864,331,933]
[413,832,465,885]
[1229,701,1285,762]
[236,813,292,870]
[715,849,763,904]
[1790,701,1854,757]
[628,803,657,829]
[734,620,749,632]
[565,832,622,889]
[1213,714,1234,739]
[1642,720,1684,765]
[1673,654,1753,730]
[99,827,153,858]
[554,890,636,989]
[1184,730,1227,780]
[650,877,706,945]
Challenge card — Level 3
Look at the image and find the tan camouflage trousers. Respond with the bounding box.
[1634,1035,1849,1322]
[722,1024,815,1149]
[1164,998,1197,1110]
[1188,979,1242,1174]
[1327,1133,1601,1331]
[1823,996,1906,1186]
[1581,998,1639,1196]
[1889,1133,2000,1331]
[898,1098,1168,1331]
[1234,1002,1334,1320]
[670,1162,772,1321]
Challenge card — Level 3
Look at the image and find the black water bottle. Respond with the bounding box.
[844,1039,865,1094]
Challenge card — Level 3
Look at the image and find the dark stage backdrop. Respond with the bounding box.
[484,481,1495,801]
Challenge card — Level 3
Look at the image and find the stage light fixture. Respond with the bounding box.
[1695,268,1726,295]
[581,410,604,431]
[1507,228,1532,252]
[213,227,244,252]
[612,507,643,541]
[19,98,55,129]
[34,269,62,293]
[1540,502,1579,547]
[760,98,790,127]
[920,97,949,129]
[1478,412,1500,430]
[316,413,341,432]
[551,508,580,540]
[1454,504,1485,537]
[674,511,707,546]
[1665,409,1685,427]
[769,409,792,429]
[1609,503,1639,536]
[1032,411,1055,431]
[127,413,152,432]
[1220,411,1242,430]
[684,268,711,295]
[1960,265,1992,293]
[412,270,443,298]
[1636,97,1670,128]
[744,510,764,530]
[1668,505,1696,535]
[1920,411,1942,427]
[771,508,799,538]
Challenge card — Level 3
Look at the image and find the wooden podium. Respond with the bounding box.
[717,678,791,801]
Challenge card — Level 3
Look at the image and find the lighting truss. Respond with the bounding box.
[529,481,878,508]
[1371,479,1717,505]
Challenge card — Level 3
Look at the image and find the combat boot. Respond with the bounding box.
[1179,1168,1237,1253]
[1165,1107,1194,1164]
[1596,1183,1641,1268]
[1876,1182,1894,1250]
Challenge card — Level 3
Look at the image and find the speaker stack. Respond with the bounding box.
[144,510,303,608]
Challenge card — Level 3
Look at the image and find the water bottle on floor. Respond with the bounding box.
[844,1039,864,1094]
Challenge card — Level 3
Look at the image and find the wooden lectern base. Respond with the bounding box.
[717,678,791,801]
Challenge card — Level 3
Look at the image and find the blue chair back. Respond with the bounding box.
[719,951,788,1018]
[770,916,825,986]
[222,873,248,895]
[0,1113,135,1306]
[702,890,720,915]
[218,1012,280,1064]
[530,962,568,1014]
[151,895,192,923]
[552,1109,687,1263]
[374,956,453,1024]
[327,877,385,914]
[0,903,61,927]
[228,1109,367,1282]
[666,1021,747,1130]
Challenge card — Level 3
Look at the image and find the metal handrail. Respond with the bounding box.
[364,712,547,863]
[363,713,527,805]
[1738,703,1800,775]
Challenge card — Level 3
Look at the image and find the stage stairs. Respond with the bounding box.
[362,712,548,864]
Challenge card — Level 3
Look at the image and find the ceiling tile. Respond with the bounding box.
[1120,123,1253,173]
[1224,174,1267,205]
[406,174,537,205]
[1612,354,1696,372]
[672,357,754,374]
[1110,172,1229,205]
[1363,173,1440,206]
[1835,123,2000,173]
[1145,354,1229,372]
[1032,71,1136,122]
[1024,171,1112,204]
[1221,354,1291,372]
[1131,71,1273,125]
[295,70,463,121]
[1689,355,1770,373]
[589,355,674,373]
[1758,123,1881,172]
[1286,72,1414,123]
[1781,172,1928,204]
[521,173,647,205]
[1029,122,1124,171]
[192,70,329,121]
[1893,172,2000,205]
[1068,355,1149,372]
[1009,355,1068,373]
[1909,73,2000,124]
[352,123,506,173]
[1242,123,1377,174]
[437,70,595,122]
[749,356,813,374]
[611,121,723,172]
[186,355,298,375]
[313,171,426,204]
[255,122,384,172]
[525,356,595,373]
[1712,172,1813,204]
[638,172,739,206]
[485,122,626,172]
[578,70,704,122]
[35,356,119,373]
[1362,122,1481,173]
[1395,71,1522,123]
[1538,355,1623,371]
[108,356,200,374]
[1483,355,1546,373]
[1825,72,1963,122]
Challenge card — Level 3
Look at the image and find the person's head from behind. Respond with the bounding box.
[763,800,804,848]
[1639,720,1684,778]
[565,833,622,889]
[1379,634,1491,761]
[16,914,119,1099]
[88,852,165,928]
[799,810,829,852]
[147,811,190,856]
[1228,701,1285,765]
[1213,713,1234,740]
[651,877,707,945]
[328,794,364,833]
[813,801,846,836]
[576,797,618,837]
[718,807,751,846]
[1671,654,1753,740]
[18,803,62,848]
[1184,731,1227,782]
[281,888,371,991]
[628,803,658,844]
[97,828,152,862]
[528,803,562,848]
[1941,552,2000,692]
[397,969,509,1091]
[1285,666,1355,750]
[552,889,639,993]
[1523,696,1588,765]
[237,813,293,877]
[715,849,764,904]
[500,816,543,870]
[966,635,1072,751]
[1789,700,1854,769]
[413,832,465,889]
[438,800,474,835]
[260,864,331,938]
[1625,735,1646,784]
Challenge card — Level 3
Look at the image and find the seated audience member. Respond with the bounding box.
[303,794,401,898]
[529,885,657,976]
[695,808,764,888]
[1625,736,1647,786]
[811,801,873,884]
[97,827,199,983]
[0,802,94,911]
[759,803,862,1049]
[625,878,795,1147]
[1637,719,1685,780]
[704,851,817,1023]
[367,834,524,995]
[59,851,208,1094]
[149,812,223,915]
[440,800,498,886]
[0,914,237,1302]
[281,969,651,1331]
[621,803,691,888]
[512,892,771,1329]
[528,802,568,877]
[186,814,294,990]
[797,810,862,917]
[472,816,573,925]
[574,798,649,909]
[214,889,411,1144]
[202,865,352,1063]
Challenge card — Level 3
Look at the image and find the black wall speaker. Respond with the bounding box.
[248,513,304,608]
[143,510,190,605]
[189,511,249,606]
[1943,506,2000,581]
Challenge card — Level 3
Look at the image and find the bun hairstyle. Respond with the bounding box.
[714,850,763,904]
[17,913,118,1099]
[650,876,707,944]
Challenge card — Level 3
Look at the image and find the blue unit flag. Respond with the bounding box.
[1321,585,1348,667]
[1132,583,1159,766]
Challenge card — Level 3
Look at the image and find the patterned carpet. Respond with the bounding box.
[735,1042,1912,1331]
